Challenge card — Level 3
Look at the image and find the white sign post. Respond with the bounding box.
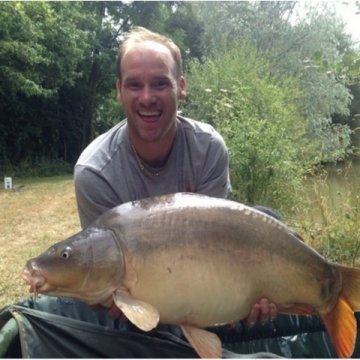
[4,177,12,189]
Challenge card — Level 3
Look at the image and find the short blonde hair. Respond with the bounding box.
[116,26,183,80]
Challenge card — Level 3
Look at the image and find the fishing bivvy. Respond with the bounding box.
[1,295,360,358]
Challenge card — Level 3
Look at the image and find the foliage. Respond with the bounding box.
[318,214,360,267]
[297,165,360,266]
[192,1,356,162]
[0,2,87,98]
[0,1,204,167]
[0,2,89,164]
[1,0,359,176]
[0,158,73,178]
[95,92,125,137]
[183,39,308,212]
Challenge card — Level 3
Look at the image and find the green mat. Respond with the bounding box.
[1,296,359,358]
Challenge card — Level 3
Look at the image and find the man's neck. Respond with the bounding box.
[129,128,177,168]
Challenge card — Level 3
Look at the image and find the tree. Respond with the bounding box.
[192,1,356,162]
[183,39,308,212]
[0,2,88,164]
[0,1,204,168]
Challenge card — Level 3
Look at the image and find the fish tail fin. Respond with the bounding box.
[320,296,355,358]
[336,264,360,311]
[320,264,360,358]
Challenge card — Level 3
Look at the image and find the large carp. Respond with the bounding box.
[22,193,360,358]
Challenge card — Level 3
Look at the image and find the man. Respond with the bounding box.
[74,26,276,327]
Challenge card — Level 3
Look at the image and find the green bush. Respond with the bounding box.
[183,38,313,214]
[0,158,74,178]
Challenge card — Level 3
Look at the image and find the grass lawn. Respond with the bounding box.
[1,172,359,310]
[0,175,81,309]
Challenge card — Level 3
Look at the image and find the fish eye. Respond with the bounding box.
[61,247,72,260]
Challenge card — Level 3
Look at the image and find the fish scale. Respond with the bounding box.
[22,192,360,358]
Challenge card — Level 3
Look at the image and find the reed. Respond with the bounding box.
[287,170,360,267]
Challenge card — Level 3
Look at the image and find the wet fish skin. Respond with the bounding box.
[22,227,125,305]
[22,193,360,358]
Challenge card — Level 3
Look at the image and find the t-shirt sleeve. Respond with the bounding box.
[195,133,232,199]
[74,165,120,229]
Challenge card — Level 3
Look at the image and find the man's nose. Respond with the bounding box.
[139,85,156,106]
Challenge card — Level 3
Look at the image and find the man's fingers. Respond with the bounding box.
[259,298,271,324]
[245,303,260,327]
[89,300,127,321]
[108,304,123,319]
[269,303,277,320]
[245,299,278,327]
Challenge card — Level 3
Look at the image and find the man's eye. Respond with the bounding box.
[154,81,168,89]
[127,82,141,89]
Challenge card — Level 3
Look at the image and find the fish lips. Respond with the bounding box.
[21,266,48,299]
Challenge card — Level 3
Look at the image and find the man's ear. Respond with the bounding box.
[179,77,186,100]
[116,79,122,102]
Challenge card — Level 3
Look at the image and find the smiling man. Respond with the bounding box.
[74,27,231,229]
[74,26,276,328]
[118,41,185,147]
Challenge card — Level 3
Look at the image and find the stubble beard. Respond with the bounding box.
[130,115,176,144]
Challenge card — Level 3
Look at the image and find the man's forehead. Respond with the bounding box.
[121,41,177,78]
[123,40,173,60]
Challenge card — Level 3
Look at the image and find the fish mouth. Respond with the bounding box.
[21,266,48,301]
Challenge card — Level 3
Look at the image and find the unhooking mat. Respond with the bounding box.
[1,296,360,358]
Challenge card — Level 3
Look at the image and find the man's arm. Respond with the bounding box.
[74,165,120,229]
[195,133,232,199]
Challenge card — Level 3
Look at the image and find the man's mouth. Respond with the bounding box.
[138,111,162,122]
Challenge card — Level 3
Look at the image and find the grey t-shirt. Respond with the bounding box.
[74,115,231,229]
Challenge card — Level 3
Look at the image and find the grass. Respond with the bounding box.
[289,166,360,267]
[0,175,80,309]
[1,171,359,311]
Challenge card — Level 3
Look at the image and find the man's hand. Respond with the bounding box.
[90,297,277,326]
[244,298,277,327]
[108,303,127,320]
[89,297,127,321]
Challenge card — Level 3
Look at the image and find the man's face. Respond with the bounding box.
[117,41,186,143]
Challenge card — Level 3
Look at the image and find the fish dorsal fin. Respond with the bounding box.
[181,324,222,358]
[289,228,305,242]
[113,289,160,332]
[320,296,356,358]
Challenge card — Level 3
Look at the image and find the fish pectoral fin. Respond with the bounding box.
[278,303,317,316]
[320,296,356,358]
[113,289,160,332]
[181,324,222,359]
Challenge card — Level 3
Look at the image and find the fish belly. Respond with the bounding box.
[125,241,328,327]
[129,250,255,326]
[107,194,339,327]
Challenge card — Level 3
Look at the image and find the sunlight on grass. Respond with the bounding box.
[290,167,360,267]
[0,175,81,309]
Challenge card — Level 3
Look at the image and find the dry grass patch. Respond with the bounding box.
[0,175,81,309]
